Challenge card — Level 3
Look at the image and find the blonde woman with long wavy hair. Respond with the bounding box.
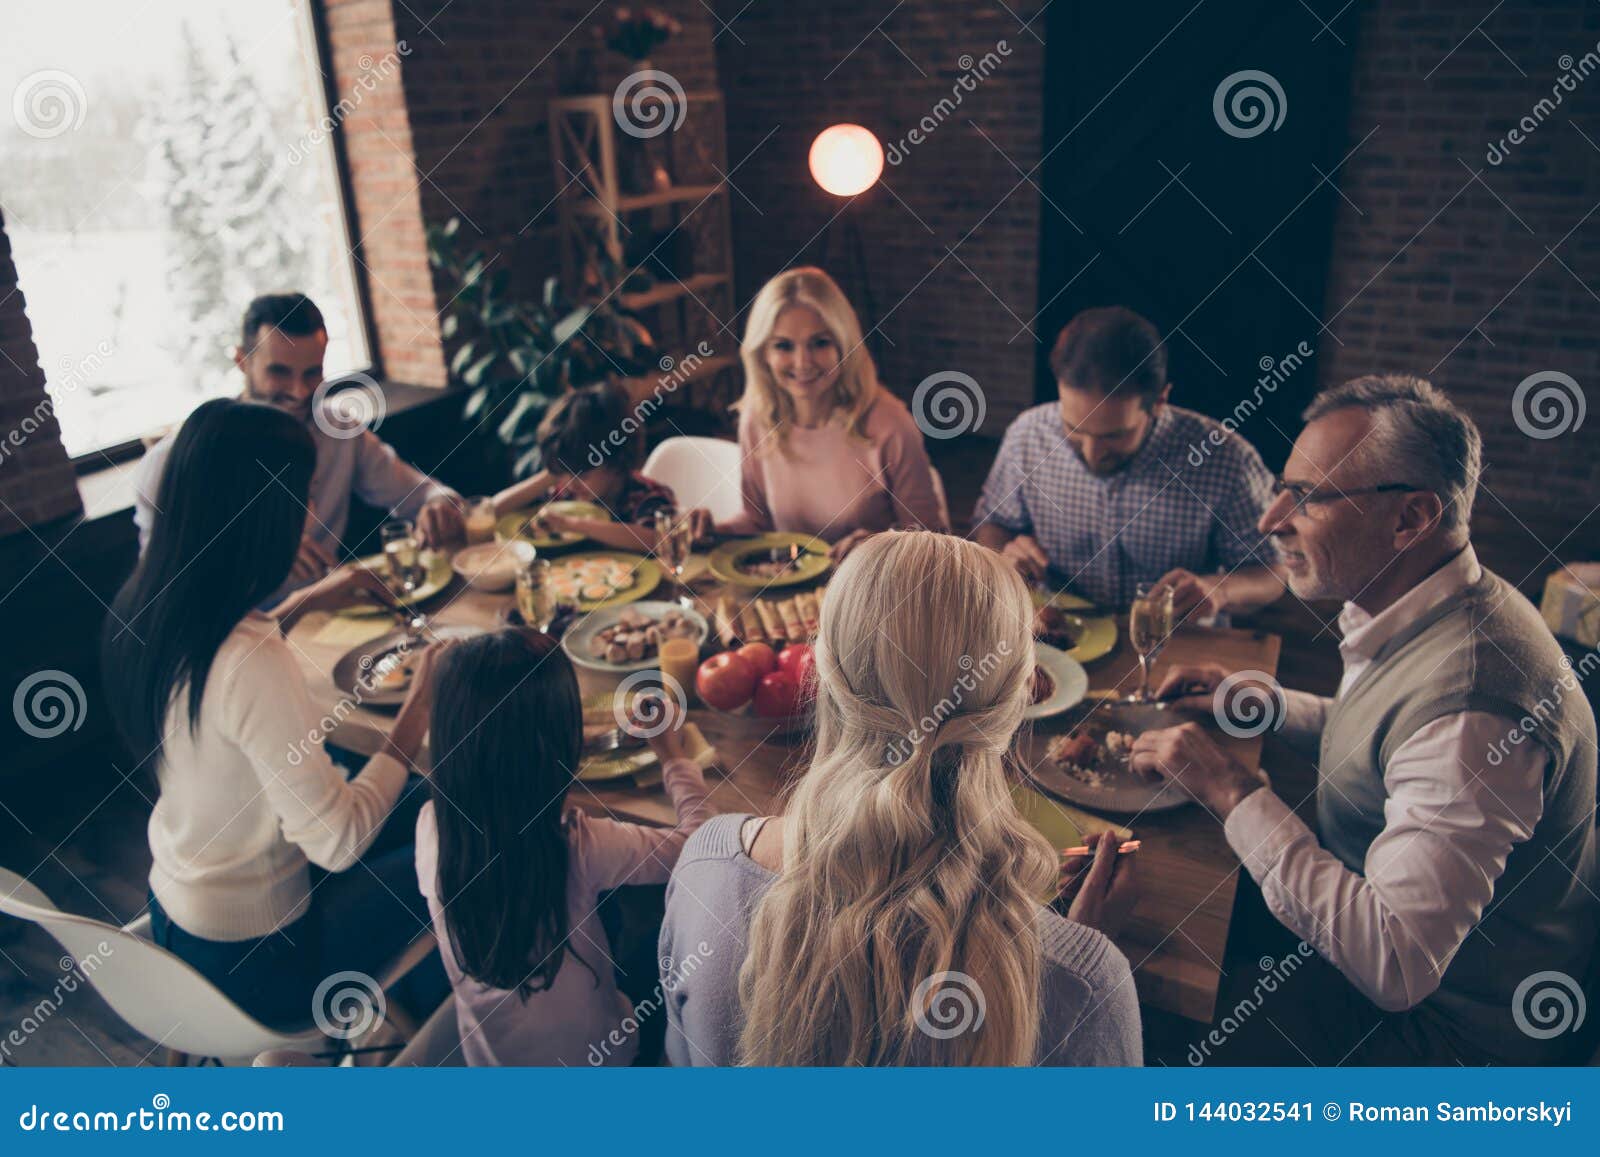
[719,268,949,560]
[658,531,1142,1066]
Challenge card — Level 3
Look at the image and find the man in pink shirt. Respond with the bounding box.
[1138,376,1596,1065]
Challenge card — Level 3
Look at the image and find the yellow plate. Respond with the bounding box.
[336,553,453,617]
[548,550,662,611]
[496,500,611,549]
[1031,589,1118,665]
[709,533,832,589]
[1010,782,1132,850]
[577,696,715,782]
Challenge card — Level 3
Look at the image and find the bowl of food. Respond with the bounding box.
[451,539,535,592]
[1025,701,1197,813]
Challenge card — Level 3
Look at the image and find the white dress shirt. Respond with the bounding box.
[1224,546,1548,1012]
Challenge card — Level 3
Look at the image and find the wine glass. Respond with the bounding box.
[654,508,694,605]
[1127,581,1175,703]
[515,558,557,632]
[379,519,425,598]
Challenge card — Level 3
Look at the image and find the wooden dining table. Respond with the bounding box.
[286,553,1281,1025]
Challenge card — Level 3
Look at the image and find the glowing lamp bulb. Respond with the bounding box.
[808,124,884,197]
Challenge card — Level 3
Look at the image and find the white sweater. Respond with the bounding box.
[146,613,408,941]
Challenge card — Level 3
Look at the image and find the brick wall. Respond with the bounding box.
[0,208,82,537]
[1321,0,1600,585]
[712,1,1045,430]
[325,0,720,388]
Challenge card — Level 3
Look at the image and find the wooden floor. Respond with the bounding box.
[0,437,1349,1066]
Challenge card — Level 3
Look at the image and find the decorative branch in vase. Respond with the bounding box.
[595,7,683,194]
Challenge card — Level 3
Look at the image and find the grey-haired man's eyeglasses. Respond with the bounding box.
[1271,476,1422,512]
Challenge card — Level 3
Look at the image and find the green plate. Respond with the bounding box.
[495,500,611,549]
[336,553,453,617]
[548,551,662,611]
[709,533,832,589]
[1031,589,1118,665]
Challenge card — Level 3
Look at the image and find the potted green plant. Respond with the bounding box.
[427,218,658,477]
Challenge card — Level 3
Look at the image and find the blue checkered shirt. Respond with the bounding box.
[972,403,1277,606]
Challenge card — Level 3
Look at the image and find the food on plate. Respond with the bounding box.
[1030,664,1055,705]
[696,652,761,712]
[370,651,416,691]
[738,548,805,578]
[722,586,826,647]
[753,671,801,719]
[736,642,779,677]
[585,607,700,665]
[549,556,637,603]
[1046,726,1137,788]
[1033,604,1086,650]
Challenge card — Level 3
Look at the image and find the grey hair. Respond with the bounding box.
[1302,374,1481,539]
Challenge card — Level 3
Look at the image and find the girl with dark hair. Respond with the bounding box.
[102,398,446,1028]
[414,628,712,1065]
[491,382,714,550]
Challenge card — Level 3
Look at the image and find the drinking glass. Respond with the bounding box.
[516,558,557,632]
[1127,581,1175,703]
[464,496,497,544]
[379,519,425,596]
[654,508,694,603]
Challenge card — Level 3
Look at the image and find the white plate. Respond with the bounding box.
[561,601,710,673]
[1022,701,1197,814]
[1022,644,1089,721]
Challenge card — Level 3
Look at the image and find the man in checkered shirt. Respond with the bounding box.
[974,307,1285,617]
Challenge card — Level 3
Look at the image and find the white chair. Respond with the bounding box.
[0,866,413,1066]
[642,436,743,523]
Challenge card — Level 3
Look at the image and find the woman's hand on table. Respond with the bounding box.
[1000,534,1050,583]
[416,496,466,548]
[1055,831,1139,938]
[828,528,876,562]
[1128,722,1266,820]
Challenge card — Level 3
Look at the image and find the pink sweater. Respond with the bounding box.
[728,389,949,539]
[414,758,712,1066]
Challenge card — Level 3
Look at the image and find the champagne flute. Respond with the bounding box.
[654,508,694,605]
[1127,581,1175,703]
[515,558,557,632]
[379,519,425,598]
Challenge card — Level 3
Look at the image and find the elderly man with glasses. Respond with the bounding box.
[1139,375,1597,1065]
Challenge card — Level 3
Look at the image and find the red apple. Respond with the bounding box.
[695,652,759,711]
[753,671,801,719]
[736,642,779,677]
[777,643,816,702]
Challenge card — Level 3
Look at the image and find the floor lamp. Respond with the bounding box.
[808,124,884,354]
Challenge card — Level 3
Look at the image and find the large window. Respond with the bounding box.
[0,0,370,460]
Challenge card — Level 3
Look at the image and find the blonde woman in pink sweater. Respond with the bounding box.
[718,268,949,559]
